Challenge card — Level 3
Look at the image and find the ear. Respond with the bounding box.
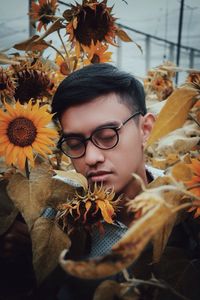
[141,113,155,144]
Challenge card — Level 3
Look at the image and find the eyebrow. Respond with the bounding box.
[62,120,120,137]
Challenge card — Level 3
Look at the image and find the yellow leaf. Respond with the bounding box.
[146,87,198,148]
[171,161,193,181]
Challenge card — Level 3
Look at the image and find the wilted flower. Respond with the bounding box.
[57,183,118,233]
[29,0,58,32]
[64,0,117,58]
[0,67,16,100]
[0,100,57,170]
[12,57,54,104]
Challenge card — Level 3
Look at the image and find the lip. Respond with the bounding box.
[87,171,112,182]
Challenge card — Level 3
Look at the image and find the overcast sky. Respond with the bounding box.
[0,0,200,82]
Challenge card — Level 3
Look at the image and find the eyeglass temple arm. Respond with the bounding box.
[122,111,143,126]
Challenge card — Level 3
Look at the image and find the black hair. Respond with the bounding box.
[52,63,147,119]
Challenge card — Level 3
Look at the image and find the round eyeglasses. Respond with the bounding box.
[57,111,142,159]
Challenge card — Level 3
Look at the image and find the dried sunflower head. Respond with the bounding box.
[64,0,117,58]
[29,0,58,32]
[57,183,119,233]
[186,72,200,85]
[12,56,54,104]
[0,67,16,101]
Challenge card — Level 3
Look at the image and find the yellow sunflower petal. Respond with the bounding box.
[35,135,55,146]
[83,200,92,223]
[0,135,9,143]
[96,199,114,224]
[17,149,26,170]
[37,127,58,137]
[32,141,48,157]
[24,145,34,162]
[4,102,19,118]
[5,143,16,165]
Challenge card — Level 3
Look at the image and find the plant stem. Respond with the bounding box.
[25,158,30,179]
[47,42,65,60]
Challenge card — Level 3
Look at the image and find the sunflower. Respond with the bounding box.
[64,0,117,58]
[29,0,58,32]
[12,57,54,104]
[0,100,58,170]
[185,157,200,218]
[0,67,16,101]
[83,41,112,65]
[57,183,118,233]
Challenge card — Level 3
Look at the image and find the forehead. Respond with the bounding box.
[60,93,131,134]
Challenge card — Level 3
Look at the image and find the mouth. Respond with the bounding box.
[87,171,112,183]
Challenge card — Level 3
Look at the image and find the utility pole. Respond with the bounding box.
[176,0,184,84]
[29,0,36,37]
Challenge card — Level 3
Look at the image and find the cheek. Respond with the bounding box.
[71,159,85,174]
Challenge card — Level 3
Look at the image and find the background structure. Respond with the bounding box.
[0,0,200,83]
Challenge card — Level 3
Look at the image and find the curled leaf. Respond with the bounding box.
[53,170,88,191]
[146,87,199,148]
[13,35,51,51]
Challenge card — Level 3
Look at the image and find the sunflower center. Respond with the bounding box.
[14,69,53,104]
[7,117,37,147]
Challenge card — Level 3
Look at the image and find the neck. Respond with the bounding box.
[116,166,149,226]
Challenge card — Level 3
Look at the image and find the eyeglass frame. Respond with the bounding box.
[57,111,143,159]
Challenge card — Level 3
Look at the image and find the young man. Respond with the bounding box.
[50,63,156,298]
[50,63,200,300]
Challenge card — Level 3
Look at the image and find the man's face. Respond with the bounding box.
[60,93,153,198]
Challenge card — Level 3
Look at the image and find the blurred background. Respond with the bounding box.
[0,0,200,84]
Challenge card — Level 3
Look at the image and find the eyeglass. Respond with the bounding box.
[57,111,142,159]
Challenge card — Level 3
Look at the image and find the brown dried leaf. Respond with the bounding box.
[13,35,50,51]
[146,87,199,148]
[35,18,65,41]
[93,280,121,300]
[0,179,18,235]
[115,28,132,42]
[93,280,139,300]
[7,163,53,229]
[152,214,177,263]
[31,217,71,284]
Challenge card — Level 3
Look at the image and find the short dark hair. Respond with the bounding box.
[52,63,147,119]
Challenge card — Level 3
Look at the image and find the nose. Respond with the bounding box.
[84,140,105,166]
